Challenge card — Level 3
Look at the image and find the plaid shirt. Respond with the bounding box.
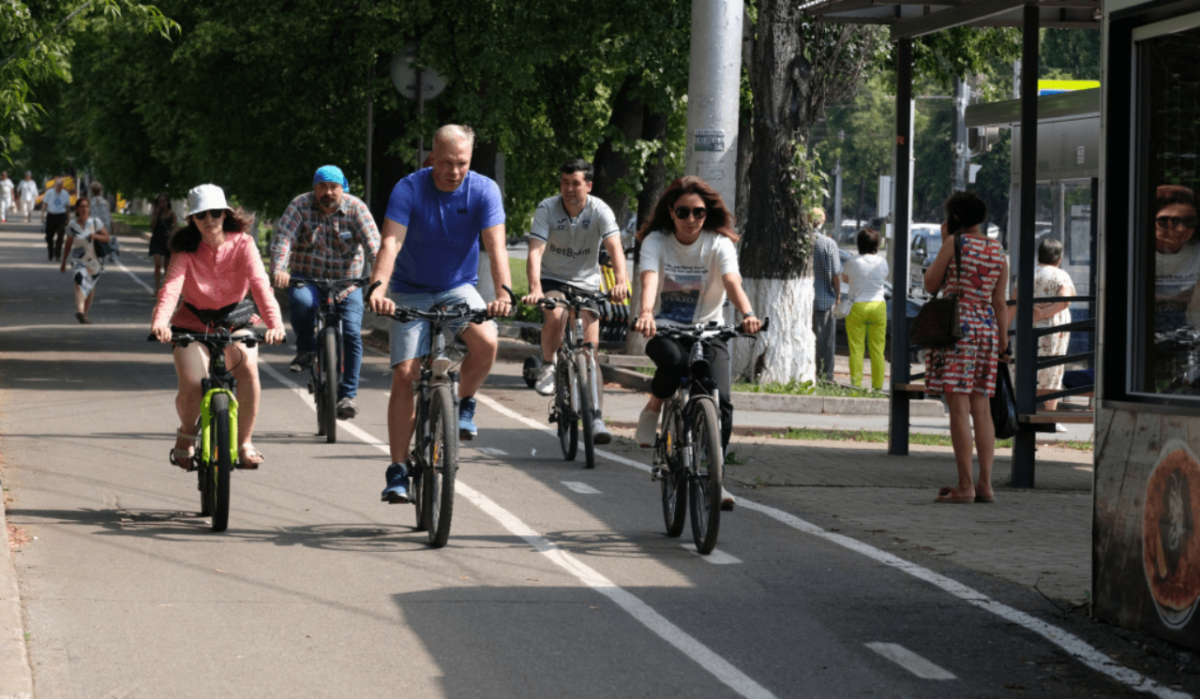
[812,232,843,312]
[270,192,381,301]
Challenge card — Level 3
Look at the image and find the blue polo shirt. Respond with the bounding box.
[384,169,506,294]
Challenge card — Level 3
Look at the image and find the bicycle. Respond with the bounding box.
[532,287,612,470]
[367,282,516,548]
[148,329,266,533]
[649,319,769,554]
[289,277,369,444]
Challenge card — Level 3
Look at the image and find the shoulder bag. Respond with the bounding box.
[910,234,964,349]
[991,361,1019,439]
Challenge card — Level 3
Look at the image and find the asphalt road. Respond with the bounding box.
[0,221,1192,699]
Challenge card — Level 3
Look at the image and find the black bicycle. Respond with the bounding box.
[650,320,768,554]
[289,277,369,443]
[149,329,266,533]
[532,287,611,469]
[367,282,515,547]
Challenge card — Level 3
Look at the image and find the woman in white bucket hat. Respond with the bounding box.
[151,184,285,469]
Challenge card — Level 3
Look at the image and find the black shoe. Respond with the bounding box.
[381,463,411,504]
[336,397,358,420]
[289,353,315,373]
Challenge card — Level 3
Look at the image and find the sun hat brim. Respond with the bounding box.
[185,183,235,218]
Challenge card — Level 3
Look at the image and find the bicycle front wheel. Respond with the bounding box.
[659,408,687,537]
[575,358,595,469]
[688,398,723,554]
[320,327,338,443]
[556,358,577,461]
[423,386,458,548]
[209,393,233,533]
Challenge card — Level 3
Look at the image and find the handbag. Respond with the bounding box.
[832,297,854,320]
[910,234,964,349]
[991,361,1019,439]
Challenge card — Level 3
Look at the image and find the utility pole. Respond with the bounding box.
[684,0,744,213]
[953,76,971,192]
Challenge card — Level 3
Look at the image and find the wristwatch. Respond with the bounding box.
[743,311,756,318]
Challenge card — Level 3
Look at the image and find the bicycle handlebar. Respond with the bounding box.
[640,317,771,342]
[288,276,371,291]
[531,288,613,311]
[363,281,518,322]
[146,330,268,348]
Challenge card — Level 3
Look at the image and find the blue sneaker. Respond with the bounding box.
[380,462,410,504]
[459,396,477,440]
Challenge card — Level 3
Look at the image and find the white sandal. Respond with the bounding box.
[238,444,264,469]
[170,429,197,471]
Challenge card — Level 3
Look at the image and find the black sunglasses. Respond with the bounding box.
[673,206,707,220]
[1156,215,1198,230]
[193,209,226,221]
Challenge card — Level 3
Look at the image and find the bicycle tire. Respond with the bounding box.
[313,365,326,437]
[424,386,457,548]
[556,358,577,461]
[412,402,427,531]
[577,357,595,469]
[320,327,338,443]
[659,407,687,537]
[195,423,212,517]
[210,393,233,533]
[688,398,723,554]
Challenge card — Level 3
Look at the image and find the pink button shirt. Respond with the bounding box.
[153,232,283,333]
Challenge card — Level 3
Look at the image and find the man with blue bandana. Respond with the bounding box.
[367,124,512,504]
[271,165,381,420]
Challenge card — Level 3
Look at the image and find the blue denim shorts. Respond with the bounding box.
[388,284,488,365]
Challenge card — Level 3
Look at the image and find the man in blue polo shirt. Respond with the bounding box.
[367,124,513,504]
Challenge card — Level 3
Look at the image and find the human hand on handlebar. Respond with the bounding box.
[522,288,544,307]
[634,310,656,339]
[740,316,763,335]
[487,297,513,318]
[365,281,395,316]
[151,323,173,343]
[273,272,290,289]
[264,328,287,345]
[609,281,630,303]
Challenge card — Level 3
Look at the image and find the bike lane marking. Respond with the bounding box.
[258,362,777,699]
[683,546,741,565]
[471,393,1191,699]
[562,481,601,495]
[864,643,956,680]
[114,257,156,294]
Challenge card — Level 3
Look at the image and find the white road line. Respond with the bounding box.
[562,481,601,495]
[685,546,741,565]
[865,643,956,681]
[114,257,156,294]
[475,447,509,456]
[259,363,776,699]
[470,393,1190,699]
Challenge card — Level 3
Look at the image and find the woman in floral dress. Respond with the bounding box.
[924,191,1010,504]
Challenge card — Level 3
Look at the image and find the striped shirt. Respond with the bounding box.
[269,192,381,300]
[812,233,843,312]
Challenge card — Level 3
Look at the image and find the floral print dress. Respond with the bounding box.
[925,235,1006,397]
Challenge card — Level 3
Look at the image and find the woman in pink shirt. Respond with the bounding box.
[151,184,285,469]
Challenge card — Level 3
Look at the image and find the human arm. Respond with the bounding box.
[603,233,630,302]
[59,235,73,273]
[244,237,286,344]
[634,268,659,338]
[270,199,303,288]
[151,254,189,341]
[923,235,957,294]
[722,272,762,334]
[480,223,513,317]
[1033,273,1075,323]
[366,218,407,316]
[524,239,546,305]
[992,255,1011,361]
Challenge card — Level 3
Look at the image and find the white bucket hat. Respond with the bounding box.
[185,183,234,218]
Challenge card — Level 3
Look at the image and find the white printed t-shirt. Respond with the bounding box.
[640,229,739,326]
[529,194,619,292]
[1156,240,1200,327]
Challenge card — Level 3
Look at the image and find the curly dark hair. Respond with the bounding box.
[170,207,253,254]
[636,176,738,243]
[942,190,988,232]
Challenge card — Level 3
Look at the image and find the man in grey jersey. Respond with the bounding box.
[523,158,629,445]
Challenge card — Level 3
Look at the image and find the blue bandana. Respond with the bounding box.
[313,165,349,190]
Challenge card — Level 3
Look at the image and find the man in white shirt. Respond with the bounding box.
[43,178,72,261]
[0,172,13,224]
[17,172,38,223]
[523,158,629,444]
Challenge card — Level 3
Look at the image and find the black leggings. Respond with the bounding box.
[45,213,67,259]
[646,335,732,452]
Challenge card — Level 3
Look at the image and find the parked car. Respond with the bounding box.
[908,224,943,297]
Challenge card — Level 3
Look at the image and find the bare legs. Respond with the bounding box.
[172,340,263,456]
[73,285,94,316]
[153,254,166,294]
[941,391,995,501]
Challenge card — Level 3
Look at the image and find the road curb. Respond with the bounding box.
[0,486,33,699]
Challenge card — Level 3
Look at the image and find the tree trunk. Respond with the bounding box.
[625,107,669,357]
[734,8,754,232]
[591,74,645,228]
[735,0,816,384]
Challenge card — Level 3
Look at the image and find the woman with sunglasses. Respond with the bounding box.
[631,177,762,477]
[1154,184,1200,333]
[151,184,285,470]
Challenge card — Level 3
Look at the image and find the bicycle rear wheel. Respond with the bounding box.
[556,358,577,461]
[320,327,338,443]
[423,386,457,548]
[659,408,687,537]
[576,358,595,469]
[688,398,723,554]
[209,393,233,533]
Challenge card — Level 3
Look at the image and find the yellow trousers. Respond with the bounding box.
[845,301,887,389]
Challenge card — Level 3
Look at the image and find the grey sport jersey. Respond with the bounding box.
[529,195,619,292]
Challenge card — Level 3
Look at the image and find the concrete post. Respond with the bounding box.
[684,0,744,213]
[953,76,970,192]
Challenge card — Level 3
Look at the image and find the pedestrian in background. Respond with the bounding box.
[89,182,112,234]
[923,191,1009,504]
[149,194,176,293]
[0,172,13,223]
[59,196,111,324]
[43,178,71,261]
[1007,237,1075,427]
[17,172,37,223]
[810,206,843,382]
[843,228,889,390]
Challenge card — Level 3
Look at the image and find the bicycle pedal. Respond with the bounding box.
[651,467,665,482]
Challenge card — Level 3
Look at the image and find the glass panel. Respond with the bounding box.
[1143,27,1200,395]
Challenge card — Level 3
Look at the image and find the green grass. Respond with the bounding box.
[732,379,883,398]
[763,426,1093,451]
[112,212,151,231]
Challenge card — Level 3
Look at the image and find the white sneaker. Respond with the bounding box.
[534,360,556,396]
[635,409,659,448]
[720,487,736,511]
[592,418,612,445]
